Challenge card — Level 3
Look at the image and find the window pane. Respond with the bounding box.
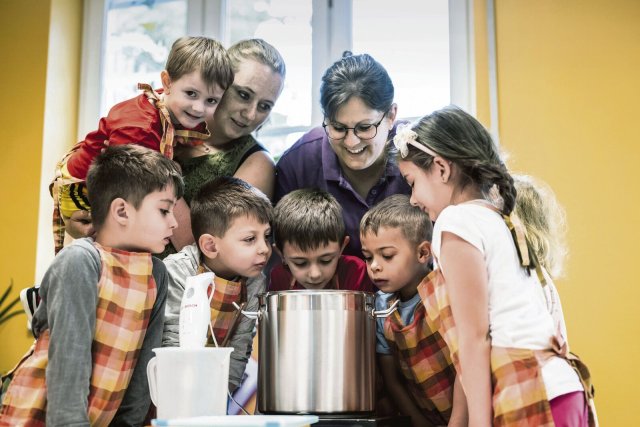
[352,0,450,119]
[102,0,187,115]
[226,0,313,157]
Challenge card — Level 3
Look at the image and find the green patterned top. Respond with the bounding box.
[158,134,267,258]
[177,134,266,204]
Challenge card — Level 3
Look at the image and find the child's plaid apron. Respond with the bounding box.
[50,84,210,254]
[197,264,248,347]
[383,270,455,426]
[0,244,157,426]
[419,205,597,426]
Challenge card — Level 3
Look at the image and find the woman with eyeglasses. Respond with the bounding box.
[275,52,410,258]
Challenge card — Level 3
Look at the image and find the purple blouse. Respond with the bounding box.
[275,125,411,258]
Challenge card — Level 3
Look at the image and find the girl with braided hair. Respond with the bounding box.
[394,106,596,426]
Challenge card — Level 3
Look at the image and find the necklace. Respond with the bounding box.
[196,143,216,155]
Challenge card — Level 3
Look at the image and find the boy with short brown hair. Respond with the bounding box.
[162,176,272,391]
[1,145,183,425]
[270,188,373,291]
[361,194,465,427]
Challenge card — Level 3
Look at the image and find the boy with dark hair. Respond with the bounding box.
[1,145,183,426]
[361,194,465,427]
[270,188,373,291]
[52,36,234,253]
[162,176,272,391]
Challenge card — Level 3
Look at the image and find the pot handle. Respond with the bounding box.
[371,299,399,318]
[233,302,260,320]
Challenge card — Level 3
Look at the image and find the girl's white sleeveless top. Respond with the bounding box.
[432,203,582,399]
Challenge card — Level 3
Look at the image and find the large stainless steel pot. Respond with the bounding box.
[253,290,397,414]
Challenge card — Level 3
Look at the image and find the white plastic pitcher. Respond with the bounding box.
[147,347,234,419]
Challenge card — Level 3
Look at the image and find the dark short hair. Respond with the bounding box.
[190,176,272,241]
[273,188,345,252]
[86,145,184,230]
[166,36,234,90]
[360,194,432,245]
[320,51,394,121]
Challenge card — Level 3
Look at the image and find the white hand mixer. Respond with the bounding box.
[179,272,220,348]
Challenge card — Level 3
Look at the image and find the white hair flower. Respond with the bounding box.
[393,123,418,158]
[393,123,439,158]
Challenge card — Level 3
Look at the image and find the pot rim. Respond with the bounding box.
[260,290,376,297]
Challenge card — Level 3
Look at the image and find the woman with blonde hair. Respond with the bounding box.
[168,38,286,254]
[513,174,568,278]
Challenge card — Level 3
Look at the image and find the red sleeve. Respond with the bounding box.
[269,264,292,291]
[66,94,163,179]
[338,256,375,292]
[107,126,162,150]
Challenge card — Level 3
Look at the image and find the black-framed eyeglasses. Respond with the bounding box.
[322,112,387,141]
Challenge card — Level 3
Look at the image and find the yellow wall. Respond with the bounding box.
[1,1,637,423]
[0,0,82,372]
[478,0,640,424]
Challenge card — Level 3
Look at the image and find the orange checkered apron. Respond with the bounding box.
[419,207,597,426]
[383,271,455,426]
[50,84,210,254]
[197,264,248,347]
[0,244,157,426]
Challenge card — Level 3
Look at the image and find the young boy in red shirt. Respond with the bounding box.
[52,36,234,253]
[270,188,373,291]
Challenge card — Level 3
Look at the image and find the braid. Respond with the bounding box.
[482,162,516,214]
[454,159,515,214]
[405,106,516,213]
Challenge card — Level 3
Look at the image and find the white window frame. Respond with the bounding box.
[76,0,475,140]
[36,0,475,279]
